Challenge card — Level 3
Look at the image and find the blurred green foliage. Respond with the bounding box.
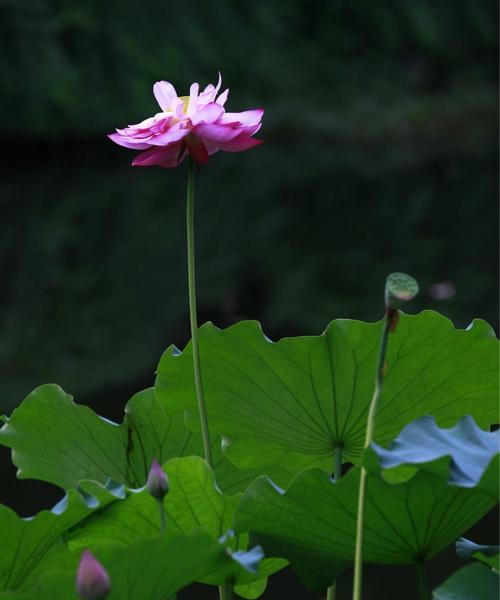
[1,144,496,410]
[0,0,498,411]
[1,0,498,138]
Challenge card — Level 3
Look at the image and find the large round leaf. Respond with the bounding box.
[154,311,498,471]
[234,419,499,590]
[456,538,500,571]
[67,456,286,593]
[68,457,239,546]
[433,562,499,600]
[0,386,195,489]
[0,532,258,600]
[0,385,288,494]
[367,415,500,492]
[0,481,123,592]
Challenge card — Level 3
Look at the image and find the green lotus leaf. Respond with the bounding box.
[368,415,500,489]
[0,384,288,494]
[234,418,499,590]
[67,456,238,546]
[0,481,123,592]
[154,311,499,472]
[234,578,268,599]
[456,538,500,571]
[0,385,195,489]
[0,531,256,600]
[433,562,499,600]
[66,456,286,593]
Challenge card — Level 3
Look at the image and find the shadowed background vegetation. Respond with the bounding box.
[0,1,498,597]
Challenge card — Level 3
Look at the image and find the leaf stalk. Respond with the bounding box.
[352,311,393,600]
[416,561,430,600]
[157,498,167,535]
[219,584,234,600]
[326,446,343,600]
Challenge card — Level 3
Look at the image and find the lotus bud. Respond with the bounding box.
[147,459,169,500]
[76,550,110,600]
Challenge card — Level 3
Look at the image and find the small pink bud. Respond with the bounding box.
[76,550,110,600]
[147,459,169,499]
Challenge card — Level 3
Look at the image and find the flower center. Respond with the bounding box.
[179,96,190,114]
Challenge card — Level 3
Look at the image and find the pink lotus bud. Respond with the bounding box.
[76,550,110,600]
[147,459,169,499]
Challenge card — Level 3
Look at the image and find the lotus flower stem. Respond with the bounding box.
[186,157,213,468]
[352,273,418,600]
[326,446,344,600]
[187,158,226,600]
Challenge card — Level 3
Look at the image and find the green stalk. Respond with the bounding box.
[219,584,233,600]
[326,447,343,600]
[187,157,228,600]
[416,562,430,600]
[352,314,392,600]
[186,157,213,467]
[157,500,177,600]
[157,498,167,535]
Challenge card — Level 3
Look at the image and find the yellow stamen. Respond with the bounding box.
[179,96,190,114]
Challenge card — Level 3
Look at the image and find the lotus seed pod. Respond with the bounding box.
[76,550,110,600]
[147,459,170,499]
[385,272,419,309]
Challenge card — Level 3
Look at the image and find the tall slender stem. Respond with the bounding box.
[326,447,343,600]
[352,314,392,600]
[186,157,213,467]
[187,159,226,600]
[157,499,167,535]
[157,500,177,600]
[416,562,430,600]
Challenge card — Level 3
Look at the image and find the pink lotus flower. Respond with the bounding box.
[108,74,264,168]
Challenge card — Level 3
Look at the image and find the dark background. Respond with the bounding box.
[0,1,498,598]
